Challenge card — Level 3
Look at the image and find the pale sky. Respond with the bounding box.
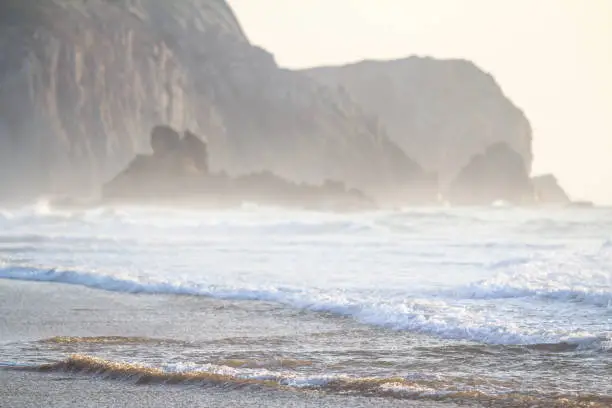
[228,0,612,204]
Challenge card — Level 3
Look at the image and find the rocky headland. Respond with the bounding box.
[303,58,533,187]
[0,0,572,208]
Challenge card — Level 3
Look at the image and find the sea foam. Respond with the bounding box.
[1,264,609,349]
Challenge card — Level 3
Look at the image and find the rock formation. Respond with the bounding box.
[102,125,376,211]
[303,58,533,186]
[103,125,211,200]
[532,174,570,204]
[448,143,533,205]
[0,0,432,204]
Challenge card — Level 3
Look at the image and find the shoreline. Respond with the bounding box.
[0,279,454,408]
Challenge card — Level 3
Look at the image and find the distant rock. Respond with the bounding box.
[102,126,377,211]
[532,174,570,204]
[566,201,594,208]
[448,143,532,205]
[303,57,532,186]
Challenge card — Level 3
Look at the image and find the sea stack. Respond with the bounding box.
[103,125,377,211]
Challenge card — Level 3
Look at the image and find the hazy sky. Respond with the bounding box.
[228,0,612,204]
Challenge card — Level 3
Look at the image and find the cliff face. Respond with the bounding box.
[0,0,226,200]
[0,0,428,203]
[303,57,533,186]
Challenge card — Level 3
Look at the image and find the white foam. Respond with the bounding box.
[0,265,608,348]
[461,284,611,308]
[455,255,612,308]
[134,360,344,388]
[379,382,440,396]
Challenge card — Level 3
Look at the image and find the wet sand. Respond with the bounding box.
[0,369,452,408]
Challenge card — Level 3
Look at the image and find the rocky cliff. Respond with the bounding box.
[0,0,430,203]
[303,58,533,185]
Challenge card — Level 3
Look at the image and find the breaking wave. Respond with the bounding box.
[452,252,612,308]
[2,355,609,407]
[459,284,612,308]
[0,265,609,349]
[454,274,612,308]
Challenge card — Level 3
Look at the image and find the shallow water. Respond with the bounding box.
[0,202,610,406]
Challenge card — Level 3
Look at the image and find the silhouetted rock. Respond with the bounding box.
[151,125,182,157]
[532,174,570,204]
[103,126,376,211]
[231,172,374,211]
[304,57,532,186]
[182,130,209,173]
[102,154,156,200]
[103,126,211,200]
[448,143,532,205]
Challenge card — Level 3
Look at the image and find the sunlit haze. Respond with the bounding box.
[229,0,612,204]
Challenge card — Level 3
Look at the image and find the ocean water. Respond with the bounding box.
[0,201,610,407]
